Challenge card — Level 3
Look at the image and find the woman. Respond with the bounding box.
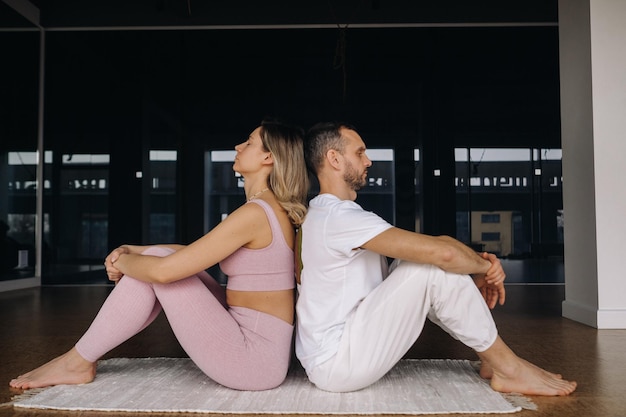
[10,119,309,391]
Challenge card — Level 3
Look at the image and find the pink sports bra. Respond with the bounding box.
[220,199,295,291]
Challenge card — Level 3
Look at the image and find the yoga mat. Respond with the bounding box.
[14,358,530,414]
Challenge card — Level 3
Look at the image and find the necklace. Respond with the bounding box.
[247,187,269,202]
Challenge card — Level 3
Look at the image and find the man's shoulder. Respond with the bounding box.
[307,194,389,231]
[310,194,364,213]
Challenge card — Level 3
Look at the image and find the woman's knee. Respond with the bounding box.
[141,246,175,257]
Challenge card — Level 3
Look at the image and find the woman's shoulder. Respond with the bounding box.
[232,198,285,225]
[217,202,266,232]
[229,199,267,219]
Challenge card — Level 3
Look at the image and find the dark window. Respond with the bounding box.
[481,214,501,223]
[481,232,501,241]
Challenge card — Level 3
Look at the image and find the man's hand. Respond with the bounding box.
[104,246,129,284]
[472,252,506,309]
[483,252,505,285]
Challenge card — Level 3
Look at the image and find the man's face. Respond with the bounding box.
[339,128,372,191]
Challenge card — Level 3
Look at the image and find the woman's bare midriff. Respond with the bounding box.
[226,289,295,324]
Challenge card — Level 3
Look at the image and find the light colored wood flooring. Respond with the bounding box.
[1,284,625,417]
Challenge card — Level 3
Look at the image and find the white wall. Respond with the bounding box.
[590,0,626,328]
[559,0,626,328]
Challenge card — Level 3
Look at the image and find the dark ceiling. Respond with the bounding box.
[1,0,563,153]
[2,1,558,29]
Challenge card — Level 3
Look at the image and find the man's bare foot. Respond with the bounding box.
[490,356,576,396]
[478,337,576,396]
[479,358,562,381]
[9,347,96,390]
[479,361,493,379]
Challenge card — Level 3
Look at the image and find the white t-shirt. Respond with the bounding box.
[295,194,393,371]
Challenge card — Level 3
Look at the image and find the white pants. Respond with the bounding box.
[307,260,498,392]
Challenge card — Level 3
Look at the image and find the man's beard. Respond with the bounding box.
[343,160,367,191]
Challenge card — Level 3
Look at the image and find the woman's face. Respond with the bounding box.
[233,127,270,174]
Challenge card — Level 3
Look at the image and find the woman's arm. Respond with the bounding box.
[118,244,187,254]
[104,244,187,283]
[111,203,269,284]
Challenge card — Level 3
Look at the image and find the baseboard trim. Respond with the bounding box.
[562,300,626,329]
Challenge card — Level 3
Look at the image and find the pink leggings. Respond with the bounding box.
[75,247,294,390]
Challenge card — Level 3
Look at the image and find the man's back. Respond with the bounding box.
[295,193,392,371]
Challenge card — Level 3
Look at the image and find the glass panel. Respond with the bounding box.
[414,149,422,233]
[204,150,241,232]
[0,31,40,286]
[531,148,564,257]
[44,153,109,284]
[148,150,177,244]
[204,150,241,285]
[1,152,38,281]
[357,149,395,225]
[456,148,532,256]
[455,147,564,283]
[455,148,471,245]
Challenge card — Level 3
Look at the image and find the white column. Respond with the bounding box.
[559,0,626,329]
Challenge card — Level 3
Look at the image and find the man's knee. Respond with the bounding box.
[389,259,440,277]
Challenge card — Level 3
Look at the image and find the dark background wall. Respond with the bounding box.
[1,1,562,272]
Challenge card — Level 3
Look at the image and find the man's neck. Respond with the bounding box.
[318,184,357,201]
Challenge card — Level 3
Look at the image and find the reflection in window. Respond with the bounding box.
[204,150,240,285]
[481,232,501,241]
[364,149,394,190]
[40,150,111,284]
[355,149,395,225]
[455,148,531,190]
[148,150,177,244]
[59,154,110,194]
[62,154,110,165]
[7,151,52,191]
[205,149,395,227]
[60,170,108,193]
[8,151,52,165]
[204,150,240,233]
[414,149,421,233]
[2,152,46,280]
[413,149,422,233]
[79,214,108,259]
[535,149,563,192]
[455,147,563,266]
[481,213,500,223]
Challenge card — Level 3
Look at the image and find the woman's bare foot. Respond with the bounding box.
[478,337,576,396]
[9,347,96,390]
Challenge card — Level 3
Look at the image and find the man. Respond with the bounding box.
[295,122,576,396]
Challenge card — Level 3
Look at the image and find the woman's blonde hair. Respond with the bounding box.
[259,119,309,226]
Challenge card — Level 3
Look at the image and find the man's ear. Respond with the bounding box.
[326,149,341,169]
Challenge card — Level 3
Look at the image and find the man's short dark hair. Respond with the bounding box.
[304,122,357,175]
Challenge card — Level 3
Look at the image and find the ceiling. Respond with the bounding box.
[2,0,558,29]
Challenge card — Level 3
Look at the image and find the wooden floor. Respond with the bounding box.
[1,284,625,417]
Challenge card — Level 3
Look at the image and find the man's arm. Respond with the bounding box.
[361,227,492,276]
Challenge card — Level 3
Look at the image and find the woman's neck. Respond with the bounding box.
[243,176,270,202]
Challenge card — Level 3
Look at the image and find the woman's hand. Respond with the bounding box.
[104,246,130,284]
